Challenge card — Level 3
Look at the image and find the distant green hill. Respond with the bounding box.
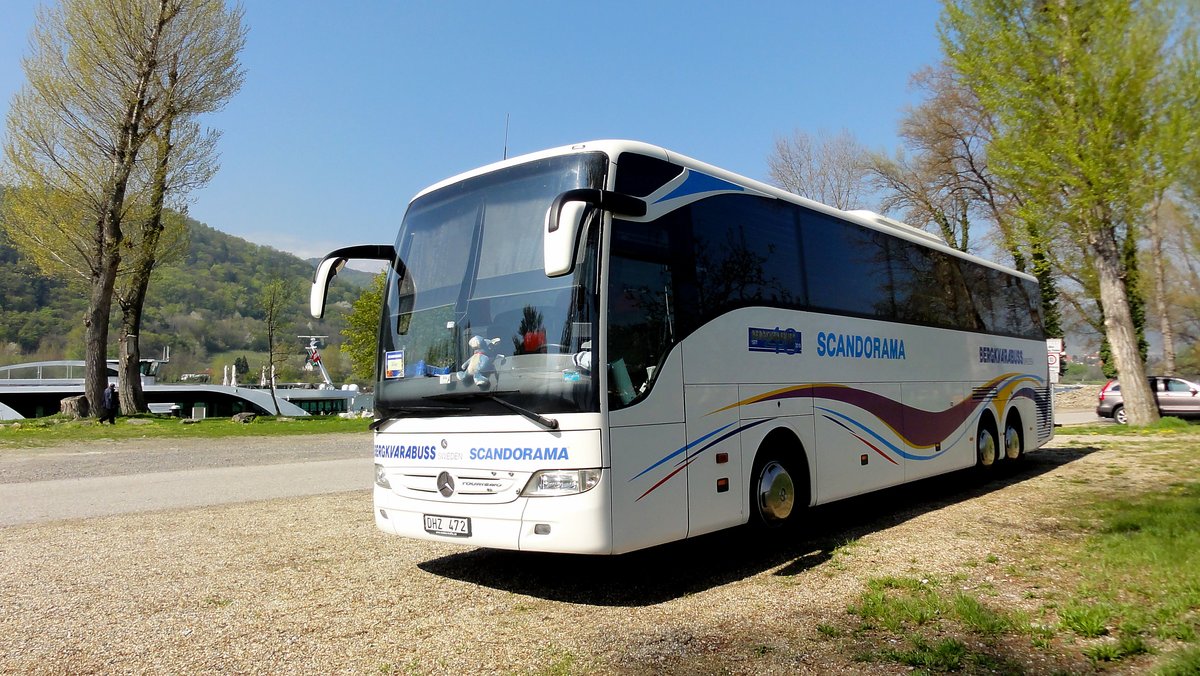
[0,215,372,381]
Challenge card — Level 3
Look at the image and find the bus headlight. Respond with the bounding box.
[374,463,391,489]
[521,469,601,497]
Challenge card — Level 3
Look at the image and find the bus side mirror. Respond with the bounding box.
[310,244,395,318]
[544,189,646,278]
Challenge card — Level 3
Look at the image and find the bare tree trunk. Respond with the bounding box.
[118,306,147,413]
[1091,229,1158,425]
[84,208,121,417]
[118,84,177,414]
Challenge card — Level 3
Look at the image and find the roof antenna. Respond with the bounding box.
[502,113,510,160]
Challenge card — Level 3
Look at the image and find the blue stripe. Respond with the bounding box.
[629,422,735,482]
[653,170,744,204]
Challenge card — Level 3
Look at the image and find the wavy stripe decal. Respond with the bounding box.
[628,374,1045,503]
[710,373,1044,450]
[823,414,900,465]
[628,421,736,482]
[633,419,772,502]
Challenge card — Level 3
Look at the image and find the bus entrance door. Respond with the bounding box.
[684,384,744,538]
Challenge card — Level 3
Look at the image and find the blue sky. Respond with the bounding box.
[0,1,945,262]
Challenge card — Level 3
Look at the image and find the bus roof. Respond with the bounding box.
[410,140,1037,284]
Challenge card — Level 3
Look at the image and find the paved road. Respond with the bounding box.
[0,432,371,526]
[0,409,1102,528]
[1056,407,1108,427]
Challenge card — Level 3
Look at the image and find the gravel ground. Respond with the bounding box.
[1054,384,1101,410]
[1,429,1189,674]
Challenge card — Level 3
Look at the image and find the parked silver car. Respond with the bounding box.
[1096,376,1200,424]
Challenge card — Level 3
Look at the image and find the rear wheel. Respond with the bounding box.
[1113,405,1127,425]
[1003,418,1023,461]
[976,418,999,469]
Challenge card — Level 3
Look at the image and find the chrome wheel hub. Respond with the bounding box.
[977,428,997,467]
[1004,426,1021,460]
[757,461,795,522]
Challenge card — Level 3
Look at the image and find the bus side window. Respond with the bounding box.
[607,256,675,406]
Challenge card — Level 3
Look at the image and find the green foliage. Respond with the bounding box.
[941,0,1198,422]
[1060,602,1111,638]
[879,636,967,671]
[1156,645,1200,675]
[0,214,367,377]
[341,271,385,382]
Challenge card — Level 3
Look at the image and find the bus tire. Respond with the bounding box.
[749,441,806,529]
[976,415,999,470]
[1003,414,1024,462]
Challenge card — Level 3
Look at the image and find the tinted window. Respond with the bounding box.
[690,194,805,318]
[615,153,684,197]
[607,210,694,408]
[891,241,980,331]
[801,210,896,319]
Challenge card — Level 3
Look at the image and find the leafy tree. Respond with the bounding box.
[869,64,1063,335]
[941,0,1200,425]
[341,271,385,383]
[1,0,243,416]
[260,279,289,416]
[116,2,245,413]
[3,0,180,415]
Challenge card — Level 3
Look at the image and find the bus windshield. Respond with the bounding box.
[376,152,607,418]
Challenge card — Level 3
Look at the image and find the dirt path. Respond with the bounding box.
[1,433,1195,674]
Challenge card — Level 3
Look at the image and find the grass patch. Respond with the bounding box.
[1084,635,1150,663]
[1065,483,1200,643]
[536,647,579,676]
[849,577,945,632]
[880,636,967,671]
[848,575,1025,641]
[1059,602,1111,638]
[1056,417,1200,436]
[840,450,1200,673]
[1156,645,1200,675]
[0,413,369,448]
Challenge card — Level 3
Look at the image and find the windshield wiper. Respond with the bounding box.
[427,390,559,430]
[370,405,471,431]
[489,395,560,430]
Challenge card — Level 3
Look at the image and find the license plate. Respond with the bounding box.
[423,514,471,537]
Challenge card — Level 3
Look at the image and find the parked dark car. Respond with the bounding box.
[1096,376,1200,424]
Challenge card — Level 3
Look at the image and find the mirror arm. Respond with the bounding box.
[547,189,646,233]
[310,244,395,319]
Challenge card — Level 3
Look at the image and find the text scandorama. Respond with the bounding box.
[816,331,906,360]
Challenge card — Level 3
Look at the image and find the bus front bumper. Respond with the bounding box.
[374,479,614,554]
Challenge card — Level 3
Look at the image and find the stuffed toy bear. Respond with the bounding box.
[458,335,501,386]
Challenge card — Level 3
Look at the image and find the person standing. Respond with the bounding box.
[101,383,118,424]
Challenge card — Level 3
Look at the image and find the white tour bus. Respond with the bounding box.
[311,140,1052,555]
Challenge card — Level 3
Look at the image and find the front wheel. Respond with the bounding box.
[751,454,798,528]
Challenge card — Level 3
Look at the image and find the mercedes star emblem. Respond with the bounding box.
[437,471,455,498]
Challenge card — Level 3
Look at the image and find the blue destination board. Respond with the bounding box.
[748,327,802,355]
